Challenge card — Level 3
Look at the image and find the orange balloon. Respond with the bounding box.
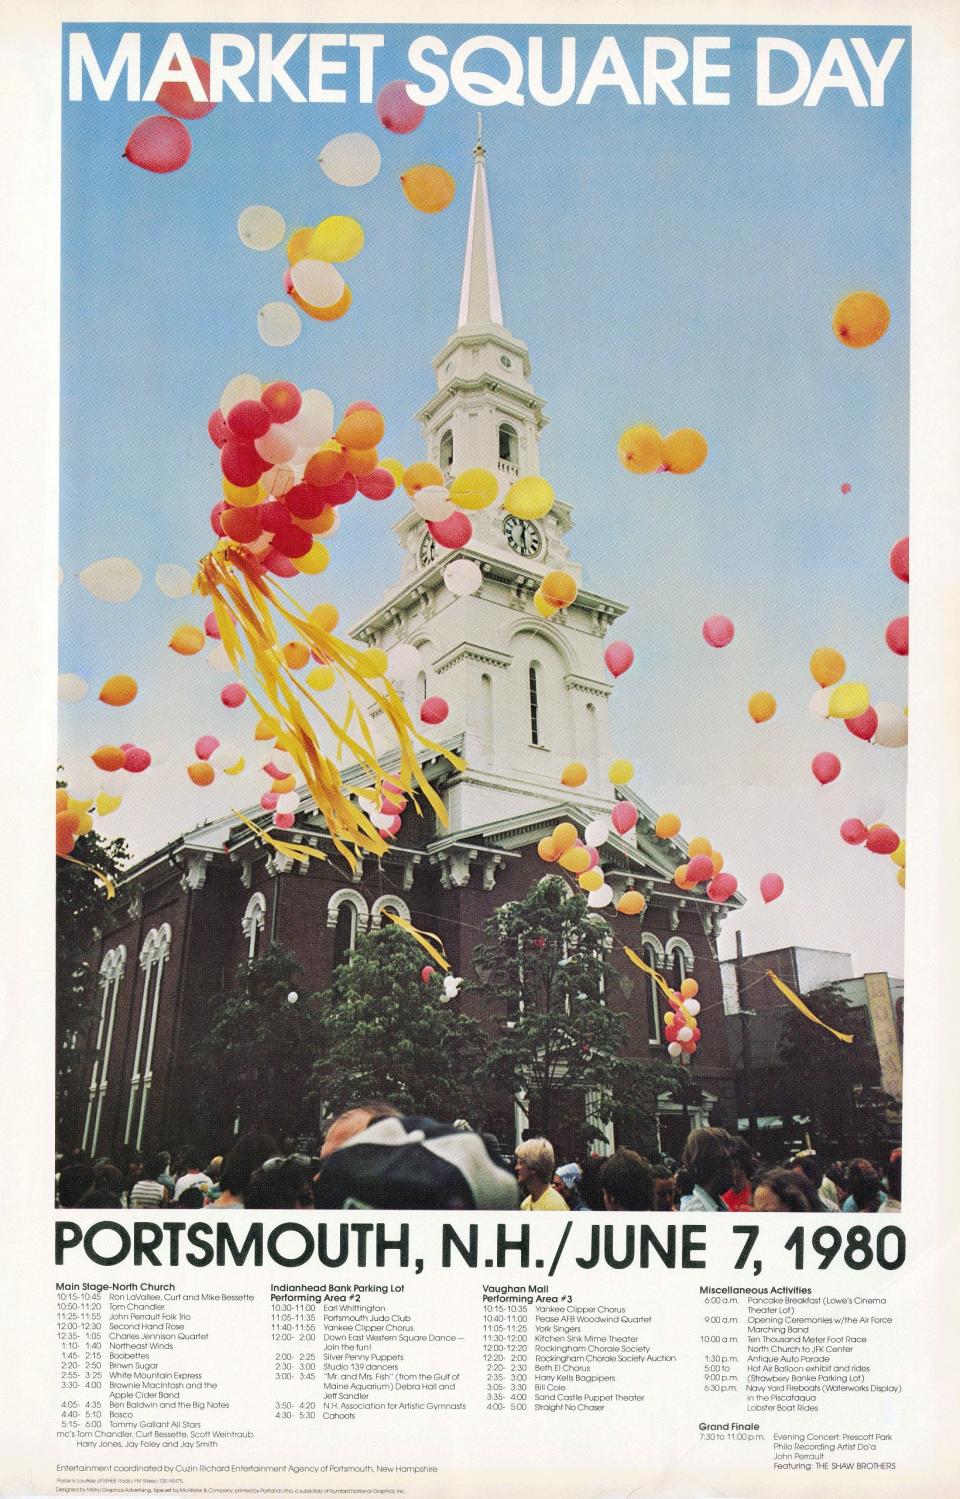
[336,408,385,450]
[56,816,77,856]
[541,570,578,608]
[403,461,444,495]
[272,774,297,794]
[188,762,215,786]
[662,428,708,474]
[674,864,695,889]
[56,788,69,813]
[561,762,588,788]
[748,691,777,724]
[833,291,890,348]
[304,444,346,487]
[655,813,681,839]
[687,836,712,858]
[283,641,310,670]
[294,509,336,534]
[537,836,559,862]
[255,716,280,740]
[711,852,724,875]
[99,674,138,706]
[680,978,699,999]
[291,283,352,322]
[91,745,126,772]
[57,809,81,838]
[343,446,379,477]
[552,821,578,854]
[617,890,646,915]
[169,625,205,656]
[286,226,313,264]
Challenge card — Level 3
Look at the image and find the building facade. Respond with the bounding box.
[61,138,742,1165]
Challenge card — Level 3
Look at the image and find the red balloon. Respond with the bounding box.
[384,815,402,837]
[865,825,900,855]
[760,872,784,903]
[421,966,435,983]
[270,522,314,560]
[210,501,226,537]
[845,706,878,742]
[685,854,714,884]
[319,473,359,507]
[284,482,328,519]
[840,482,852,494]
[707,872,738,902]
[221,438,267,488]
[283,267,294,294]
[123,746,152,773]
[260,791,279,811]
[220,504,263,544]
[420,696,449,725]
[889,536,909,583]
[261,381,302,423]
[273,811,296,830]
[885,616,908,656]
[359,468,396,501]
[428,512,473,549]
[196,735,219,761]
[610,802,638,835]
[263,549,298,578]
[123,116,192,173]
[375,80,426,134]
[207,409,228,447]
[156,57,215,119]
[604,641,634,678]
[227,400,272,441]
[811,751,841,785]
[840,817,868,845]
[260,500,290,532]
[204,612,220,639]
[702,614,734,648]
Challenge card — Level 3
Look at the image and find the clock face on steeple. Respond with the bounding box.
[502,516,543,558]
[418,531,438,568]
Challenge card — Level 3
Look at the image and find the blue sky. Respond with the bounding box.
[59,24,910,973]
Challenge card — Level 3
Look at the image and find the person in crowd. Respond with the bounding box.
[78,1162,124,1210]
[515,1137,569,1210]
[206,1132,278,1209]
[172,1147,214,1203]
[578,1155,605,1212]
[653,1174,677,1212]
[315,1115,518,1209]
[721,1137,754,1211]
[320,1100,402,1159]
[821,1161,848,1209]
[792,1149,840,1211]
[843,1158,886,1212]
[753,1167,823,1211]
[678,1127,736,1211]
[156,1151,176,1196]
[203,1155,224,1200]
[174,1186,207,1209]
[58,1148,94,1208]
[879,1150,902,1212]
[553,1162,591,1211]
[598,1150,655,1211]
[245,1155,317,1210]
[119,1154,144,1207]
[128,1152,170,1208]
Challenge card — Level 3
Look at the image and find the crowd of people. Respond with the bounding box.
[55,1113,901,1214]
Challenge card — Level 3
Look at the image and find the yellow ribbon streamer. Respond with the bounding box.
[59,856,116,900]
[381,910,450,971]
[231,810,327,867]
[765,971,854,1043]
[623,946,695,1028]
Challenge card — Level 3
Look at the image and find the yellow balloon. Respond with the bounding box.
[748,691,777,723]
[890,839,906,868]
[169,625,204,656]
[552,822,578,854]
[533,589,558,618]
[537,836,559,863]
[99,674,137,706]
[95,792,122,816]
[381,457,406,484]
[654,812,681,839]
[67,795,93,815]
[449,467,499,510]
[680,978,699,999]
[579,868,604,892]
[809,646,846,688]
[401,164,456,214]
[828,682,870,720]
[617,424,663,474]
[559,846,591,874]
[222,477,262,508]
[309,603,339,632]
[293,542,330,575]
[608,758,634,786]
[504,475,555,520]
[286,226,313,264]
[306,665,336,692]
[662,428,708,474]
[255,715,280,740]
[897,867,905,888]
[358,648,388,677]
[674,864,692,889]
[617,891,646,916]
[833,291,890,348]
[687,836,712,857]
[711,852,724,875]
[75,811,94,836]
[308,215,364,262]
[223,756,246,776]
[561,761,588,788]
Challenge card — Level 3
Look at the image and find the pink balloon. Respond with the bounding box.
[610,802,638,835]
[428,511,473,549]
[123,115,192,174]
[812,751,841,786]
[123,746,151,773]
[359,468,397,501]
[840,482,852,494]
[845,707,878,742]
[840,817,868,845]
[376,80,426,134]
[421,966,435,983]
[384,815,402,837]
[195,735,219,761]
[685,854,715,884]
[885,616,909,656]
[204,611,221,640]
[604,641,634,678]
[707,873,738,902]
[586,847,600,870]
[760,873,784,903]
[702,614,735,648]
[865,825,900,855]
[273,811,295,830]
[221,683,247,708]
[156,57,215,119]
[260,792,279,811]
[420,696,449,725]
[889,536,909,583]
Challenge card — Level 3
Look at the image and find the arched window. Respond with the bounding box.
[242,892,267,960]
[439,429,454,470]
[370,894,412,929]
[584,701,598,769]
[83,945,126,1155]
[666,937,695,993]
[480,672,494,762]
[528,662,541,746]
[498,422,519,466]
[125,925,172,1150]
[415,670,427,705]
[327,889,369,967]
[641,936,666,1046]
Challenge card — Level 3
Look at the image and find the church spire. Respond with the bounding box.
[457,115,504,329]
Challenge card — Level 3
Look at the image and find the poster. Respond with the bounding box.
[2,2,960,1496]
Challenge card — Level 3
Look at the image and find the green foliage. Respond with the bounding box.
[310,926,486,1120]
[774,982,889,1157]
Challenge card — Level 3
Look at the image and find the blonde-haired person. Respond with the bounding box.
[515,1137,569,1211]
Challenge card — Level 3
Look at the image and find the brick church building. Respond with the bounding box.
[62,136,741,1165]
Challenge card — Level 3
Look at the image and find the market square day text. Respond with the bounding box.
[67,31,906,110]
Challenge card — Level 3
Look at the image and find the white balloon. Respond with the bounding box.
[58,673,88,702]
[587,883,614,909]
[285,389,335,448]
[271,750,296,775]
[443,558,482,596]
[290,258,344,308]
[667,1042,682,1058]
[237,204,285,251]
[872,701,908,748]
[276,791,299,814]
[258,301,301,347]
[411,484,453,522]
[219,372,261,416]
[677,1026,693,1042]
[683,998,701,1017]
[207,643,232,672]
[808,686,833,718]
[78,557,142,603]
[155,563,193,598]
[855,790,886,826]
[584,819,608,849]
[255,425,297,464]
[318,132,382,187]
[442,974,463,1000]
[388,643,422,680]
[261,464,295,497]
[369,808,394,831]
[209,742,240,770]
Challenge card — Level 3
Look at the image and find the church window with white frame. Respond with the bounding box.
[82,944,126,1156]
[328,889,369,966]
[498,421,518,467]
[124,924,172,1151]
[242,892,267,960]
[439,428,453,470]
[528,662,542,746]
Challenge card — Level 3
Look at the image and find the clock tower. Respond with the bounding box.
[352,129,630,832]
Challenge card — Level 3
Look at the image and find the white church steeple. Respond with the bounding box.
[457,117,504,329]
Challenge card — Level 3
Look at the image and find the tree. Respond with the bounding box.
[195,944,323,1144]
[309,925,487,1121]
[469,876,669,1150]
[56,824,129,1145]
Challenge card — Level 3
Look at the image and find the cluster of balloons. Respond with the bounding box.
[534,570,577,619]
[840,818,906,889]
[832,291,890,349]
[663,978,703,1058]
[187,734,246,789]
[536,819,646,915]
[420,966,463,1002]
[207,375,398,576]
[617,424,708,475]
[807,647,907,748]
[56,783,122,859]
[672,834,739,904]
[92,743,152,774]
[887,536,909,656]
[123,55,215,174]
